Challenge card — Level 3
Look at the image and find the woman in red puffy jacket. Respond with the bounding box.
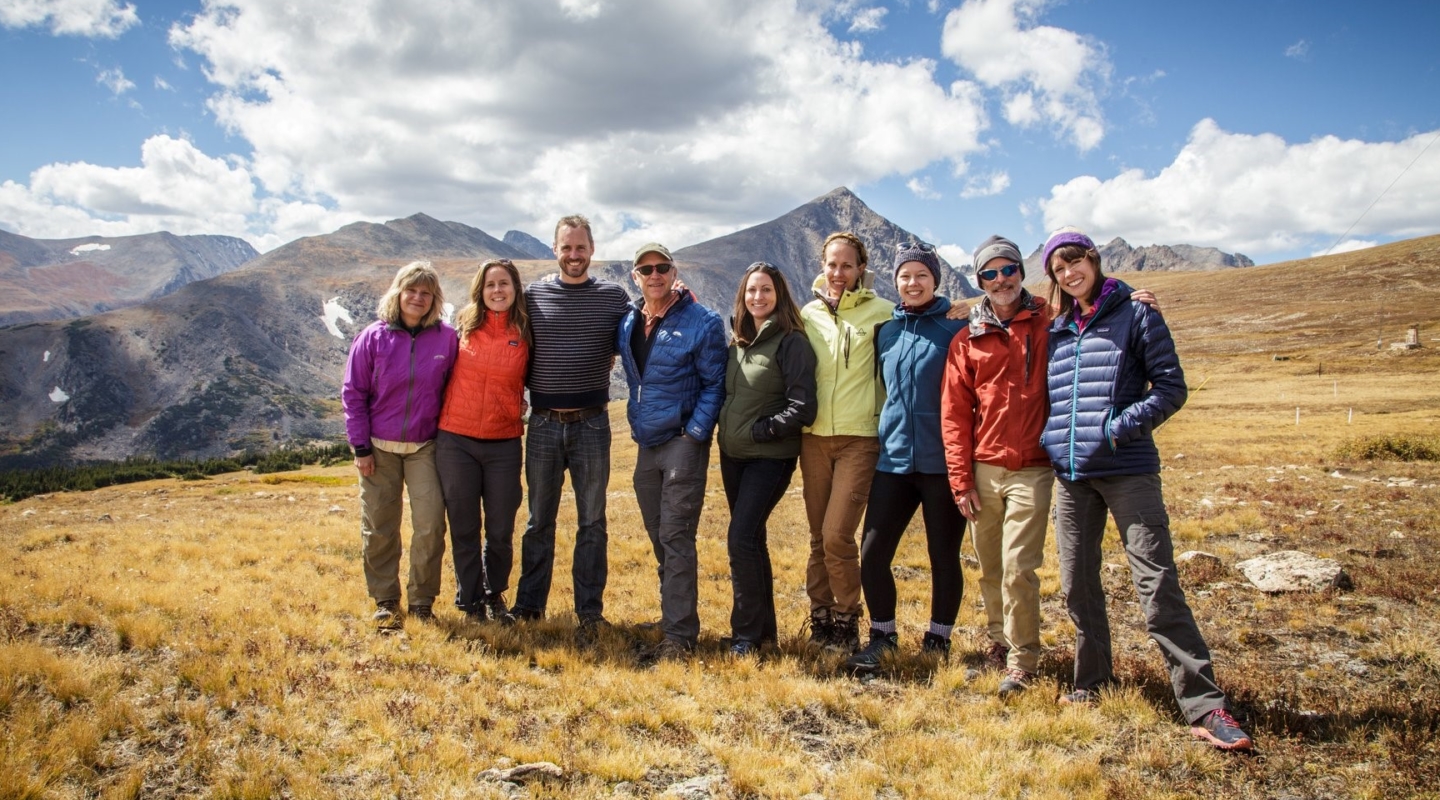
[437,259,531,624]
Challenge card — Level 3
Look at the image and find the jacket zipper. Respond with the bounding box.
[1066,324,1084,481]
[401,330,417,443]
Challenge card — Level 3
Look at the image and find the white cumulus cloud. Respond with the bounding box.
[960,169,1010,199]
[941,0,1109,151]
[1314,239,1376,257]
[1285,39,1309,59]
[1038,119,1440,255]
[96,66,134,96]
[907,176,942,200]
[848,7,887,33]
[0,0,137,37]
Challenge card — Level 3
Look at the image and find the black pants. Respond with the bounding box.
[858,471,965,626]
[720,452,797,645]
[436,431,523,613]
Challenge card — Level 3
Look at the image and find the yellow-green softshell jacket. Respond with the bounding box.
[801,274,894,437]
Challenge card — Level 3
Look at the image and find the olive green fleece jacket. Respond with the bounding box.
[801,274,894,438]
[718,320,818,460]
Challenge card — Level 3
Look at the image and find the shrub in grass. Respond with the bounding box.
[1334,434,1440,462]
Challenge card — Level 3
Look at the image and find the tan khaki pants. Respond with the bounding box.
[972,462,1053,673]
[800,434,879,617]
[360,442,448,606]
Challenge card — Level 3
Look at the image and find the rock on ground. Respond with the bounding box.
[1235,550,1351,592]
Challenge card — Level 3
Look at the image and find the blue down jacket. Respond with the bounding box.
[876,296,966,474]
[1042,279,1187,480]
[617,291,728,448]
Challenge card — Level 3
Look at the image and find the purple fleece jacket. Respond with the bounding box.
[342,319,457,453]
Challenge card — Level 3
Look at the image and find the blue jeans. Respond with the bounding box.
[514,412,611,618]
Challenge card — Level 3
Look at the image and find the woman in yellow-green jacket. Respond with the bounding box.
[798,232,895,654]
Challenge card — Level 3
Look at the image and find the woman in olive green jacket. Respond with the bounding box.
[718,262,817,656]
[797,233,895,653]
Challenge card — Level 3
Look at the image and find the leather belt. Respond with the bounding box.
[532,406,606,423]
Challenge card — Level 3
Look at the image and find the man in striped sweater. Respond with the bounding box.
[510,215,632,646]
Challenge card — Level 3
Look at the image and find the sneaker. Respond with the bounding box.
[805,611,833,649]
[485,594,515,626]
[845,629,899,674]
[1058,688,1100,706]
[1190,709,1254,752]
[983,641,1010,670]
[373,599,403,630]
[921,632,951,659]
[575,614,610,648]
[728,639,761,658]
[651,637,693,663]
[998,667,1034,698]
[827,614,862,655]
[407,604,435,622]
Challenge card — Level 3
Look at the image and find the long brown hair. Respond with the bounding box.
[454,259,531,345]
[376,261,445,328]
[1045,244,1104,317]
[731,262,804,346]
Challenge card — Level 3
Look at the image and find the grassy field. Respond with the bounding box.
[2,237,1439,798]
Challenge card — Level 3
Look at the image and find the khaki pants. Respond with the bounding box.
[972,462,1052,673]
[800,434,879,617]
[360,442,448,606]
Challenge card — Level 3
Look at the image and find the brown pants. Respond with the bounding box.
[800,434,879,617]
[972,463,1052,673]
[360,442,448,606]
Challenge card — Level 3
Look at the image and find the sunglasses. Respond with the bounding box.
[634,263,674,276]
[977,263,1021,282]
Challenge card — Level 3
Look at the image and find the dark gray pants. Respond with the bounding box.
[436,431,522,614]
[1054,473,1227,723]
[634,434,711,644]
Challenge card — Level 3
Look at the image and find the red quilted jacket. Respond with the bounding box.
[439,311,529,440]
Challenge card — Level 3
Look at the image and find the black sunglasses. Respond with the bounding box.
[634,263,674,276]
[897,240,935,252]
[977,263,1021,282]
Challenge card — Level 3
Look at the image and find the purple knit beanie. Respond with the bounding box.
[1041,227,1097,276]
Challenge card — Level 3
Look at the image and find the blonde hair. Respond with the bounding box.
[454,259,531,345]
[376,261,445,328]
[821,231,869,269]
[731,262,804,347]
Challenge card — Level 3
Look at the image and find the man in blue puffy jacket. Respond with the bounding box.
[617,242,728,659]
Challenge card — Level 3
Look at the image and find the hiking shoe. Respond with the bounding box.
[827,614,862,655]
[998,668,1035,699]
[511,606,544,622]
[728,639,761,657]
[983,641,1010,670]
[1058,688,1100,706]
[485,594,515,626]
[407,604,435,622]
[805,611,834,649]
[921,632,951,659]
[845,629,899,674]
[461,606,487,624]
[651,637,694,663]
[373,599,403,630]
[575,614,610,648]
[1190,709,1254,752]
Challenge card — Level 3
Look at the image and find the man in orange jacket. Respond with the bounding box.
[941,235,1053,698]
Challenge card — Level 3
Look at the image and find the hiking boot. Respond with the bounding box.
[373,599,403,630]
[407,604,435,622]
[1058,688,1100,706]
[983,641,1010,670]
[461,606,487,624]
[805,611,833,649]
[826,614,862,655]
[575,614,610,649]
[921,632,951,660]
[485,594,515,626]
[1190,709,1254,752]
[651,637,693,663]
[845,629,899,674]
[511,606,544,622]
[728,639,761,658]
[998,667,1035,699]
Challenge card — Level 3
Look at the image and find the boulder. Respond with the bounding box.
[1177,551,1222,568]
[479,761,564,784]
[1235,551,1351,592]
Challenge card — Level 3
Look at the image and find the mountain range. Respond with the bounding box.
[0,230,257,326]
[1022,237,1256,275]
[0,187,1254,467]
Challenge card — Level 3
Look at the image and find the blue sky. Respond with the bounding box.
[2,0,1437,269]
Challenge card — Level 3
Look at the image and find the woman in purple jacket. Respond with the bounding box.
[342,261,458,630]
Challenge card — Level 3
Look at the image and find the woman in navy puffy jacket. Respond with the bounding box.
[1040,228,1252,751]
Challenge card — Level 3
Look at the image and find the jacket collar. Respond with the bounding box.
[811,274,878,311]
[968,289,1043,338]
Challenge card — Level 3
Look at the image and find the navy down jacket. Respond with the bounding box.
[617,291,728,448]
[1041,279,1186,480]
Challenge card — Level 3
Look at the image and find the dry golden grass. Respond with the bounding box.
[3,236,1440,798]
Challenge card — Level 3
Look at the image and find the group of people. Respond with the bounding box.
[340,217,1254,752]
